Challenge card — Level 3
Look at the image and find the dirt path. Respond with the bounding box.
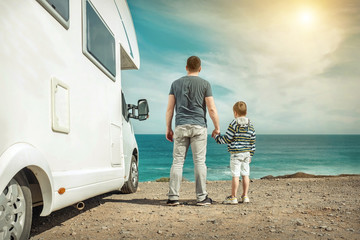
[30,176,360,239]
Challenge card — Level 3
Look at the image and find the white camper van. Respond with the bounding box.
[0,0,149,239]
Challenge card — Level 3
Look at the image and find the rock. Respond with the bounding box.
[261,175,274,179]
[157,230,163,234]
[296,220,304,226]
[207,219,216,224]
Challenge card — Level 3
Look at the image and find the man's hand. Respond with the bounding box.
[211,129,220,138]
[166,129,174,142]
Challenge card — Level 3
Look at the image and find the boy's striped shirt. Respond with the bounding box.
[215,118,256,156]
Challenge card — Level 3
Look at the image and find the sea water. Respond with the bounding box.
[135,134,360,182]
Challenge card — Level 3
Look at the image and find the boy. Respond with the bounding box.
[214,101,256,204]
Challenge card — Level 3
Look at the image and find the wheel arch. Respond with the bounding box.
[0,143,54,216]
[132,148,138,162]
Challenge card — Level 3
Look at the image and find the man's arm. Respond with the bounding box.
[205,96,220,138]
[166,94,176,142]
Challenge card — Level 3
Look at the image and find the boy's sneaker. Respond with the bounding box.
[196,196,213,206]
[240,196,250,203]
[223,195,238,204]
[167,199,180,206]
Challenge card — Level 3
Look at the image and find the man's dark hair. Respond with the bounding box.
[187,56,201,72]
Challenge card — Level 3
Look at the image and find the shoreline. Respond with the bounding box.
[148,172,360,183]
[259,172,360,179]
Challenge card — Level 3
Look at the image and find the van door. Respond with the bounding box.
[121,92,134,169]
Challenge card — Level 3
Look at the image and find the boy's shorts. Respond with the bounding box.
[230,152,251,177]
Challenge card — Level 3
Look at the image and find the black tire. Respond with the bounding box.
[121,155,138,194]
[0,171,32,240]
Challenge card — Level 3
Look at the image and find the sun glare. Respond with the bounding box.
[299,10,314,25]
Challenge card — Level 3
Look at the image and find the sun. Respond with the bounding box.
[298,9,315,25]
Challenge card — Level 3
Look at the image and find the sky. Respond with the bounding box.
[122,0,360,135]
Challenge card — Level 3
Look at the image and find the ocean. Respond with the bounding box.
[135,134,360,182]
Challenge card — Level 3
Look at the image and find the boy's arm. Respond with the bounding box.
[250,124,256,156]
[215,122,235,144]
[215,134,228,144]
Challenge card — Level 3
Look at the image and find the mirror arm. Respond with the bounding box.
[127,104,139,119]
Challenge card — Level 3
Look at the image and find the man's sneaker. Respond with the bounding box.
[196,196,213,206]
[222,195,238,204]
[167,199,180,206]
[240,196,250,203]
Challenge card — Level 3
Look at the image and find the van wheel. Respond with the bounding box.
[0,172,32,240]
[121,155,138,193]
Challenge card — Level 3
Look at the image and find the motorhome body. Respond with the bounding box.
[0,0,148,239]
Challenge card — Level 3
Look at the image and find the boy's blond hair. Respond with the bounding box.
[233,101,247,116]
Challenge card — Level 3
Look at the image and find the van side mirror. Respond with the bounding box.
[137,99,149,121]
[128,99,149,121]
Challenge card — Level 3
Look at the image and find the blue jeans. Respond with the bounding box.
[168,125,208,202]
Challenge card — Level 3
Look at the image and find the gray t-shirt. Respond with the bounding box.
[169,76,213,127]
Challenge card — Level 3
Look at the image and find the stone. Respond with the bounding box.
[296,220,304,226]
[207,219,216,224]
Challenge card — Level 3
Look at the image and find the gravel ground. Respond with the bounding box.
[30,175,360,239]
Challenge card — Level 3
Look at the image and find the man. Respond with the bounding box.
[166,56,220,206]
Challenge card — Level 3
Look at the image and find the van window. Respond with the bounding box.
[46,0,69,21]
[37,0,69,29]
[84,0,116,78]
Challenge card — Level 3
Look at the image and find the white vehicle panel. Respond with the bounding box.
[0,0,147,226]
